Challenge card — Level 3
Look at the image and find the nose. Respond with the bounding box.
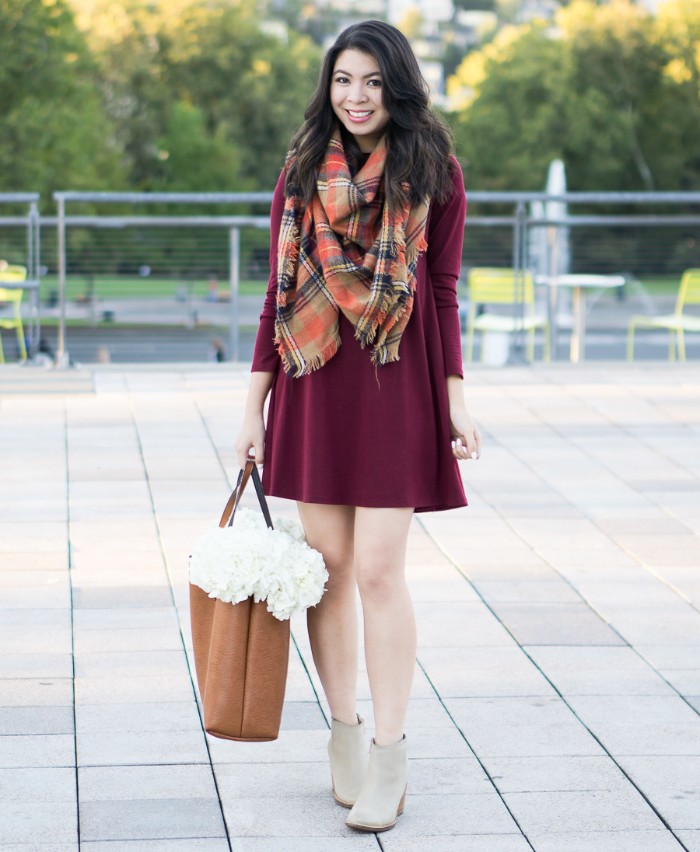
[347,83,368,103]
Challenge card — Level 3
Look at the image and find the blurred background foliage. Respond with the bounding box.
[0,0,699,203]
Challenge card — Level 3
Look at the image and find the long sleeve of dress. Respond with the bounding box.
[426,158,467,379]
[250,170,286,373]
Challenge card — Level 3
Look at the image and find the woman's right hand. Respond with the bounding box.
[235,412,266,469]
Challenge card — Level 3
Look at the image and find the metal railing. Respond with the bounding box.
[1,189,699,364]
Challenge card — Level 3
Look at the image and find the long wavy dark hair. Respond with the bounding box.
[286,20,455,210]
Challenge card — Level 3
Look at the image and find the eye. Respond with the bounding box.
[334,75,350,84]
[367,78,382,87]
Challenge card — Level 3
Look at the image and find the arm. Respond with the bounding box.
[250,169,287,372]
[235,370,275,468]
[427,160,481,461]
[235,170,286,467]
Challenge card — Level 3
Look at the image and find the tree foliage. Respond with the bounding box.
[0,0,122,198]
[448,0,700,190]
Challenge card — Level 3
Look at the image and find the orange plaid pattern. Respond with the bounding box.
[275,131,429,377]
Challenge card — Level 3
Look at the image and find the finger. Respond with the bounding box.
[252,443,264,465]
[461,431,478,460]
[451,437,468,460]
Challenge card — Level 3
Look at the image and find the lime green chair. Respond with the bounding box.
[627,269,700,361]
[465,267,550,363]
[0,264,29,362]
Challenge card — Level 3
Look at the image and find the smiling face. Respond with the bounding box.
[330,49,390,153]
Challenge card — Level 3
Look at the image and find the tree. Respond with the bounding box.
[447,0,700,190]
[0,0,123,199]
[448,24,569,189]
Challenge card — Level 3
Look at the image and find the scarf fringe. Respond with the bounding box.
[277,333,340,379]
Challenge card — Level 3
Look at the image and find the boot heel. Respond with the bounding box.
[397,788,407,816]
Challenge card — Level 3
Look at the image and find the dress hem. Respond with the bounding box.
[262,483,468,514]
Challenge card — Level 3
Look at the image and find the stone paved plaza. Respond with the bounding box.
[1,362,699,852]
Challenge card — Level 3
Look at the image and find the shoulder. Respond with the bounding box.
[427,157,466,233]
[445,156,466,201]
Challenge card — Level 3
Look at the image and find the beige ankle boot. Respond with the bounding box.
[328,715,368,807]
[345,735,408,832]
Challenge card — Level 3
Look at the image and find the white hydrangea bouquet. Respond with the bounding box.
[190,507,328,621]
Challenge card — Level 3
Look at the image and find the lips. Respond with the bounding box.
[345,109,374,123]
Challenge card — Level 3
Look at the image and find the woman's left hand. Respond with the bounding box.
[450,407,482,462]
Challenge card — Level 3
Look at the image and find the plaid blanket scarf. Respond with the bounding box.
[275,131,429,377]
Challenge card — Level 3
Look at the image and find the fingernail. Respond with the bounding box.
[471,451,478,460]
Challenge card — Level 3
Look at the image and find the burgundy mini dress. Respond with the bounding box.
[251,158,468,513]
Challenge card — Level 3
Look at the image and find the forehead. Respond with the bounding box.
[333,49,381,76]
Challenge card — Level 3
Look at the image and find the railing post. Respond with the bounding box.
[56,196,68,367]
[28,200,41,356]
[510,200,527,362]
[229,227,240,362]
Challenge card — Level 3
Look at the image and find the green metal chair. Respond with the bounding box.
[0,264,29,362]
[465,267,550,363]
[627,269,700,361]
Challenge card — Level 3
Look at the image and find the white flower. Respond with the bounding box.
[189,508,328,620]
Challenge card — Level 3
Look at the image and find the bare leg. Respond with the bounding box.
[354,507,415,746]
[297,502,358,725]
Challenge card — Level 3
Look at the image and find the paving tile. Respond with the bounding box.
[81,842,229,852]
[72,627,184,654]
[218,793,359,837]
[445,696,604,758]
[658,669,700,695]
[525,646,676,695]
[0,706,74,736]
[380,838,531,852]
[615,755,700,829]
[418,647,557,697]
[0,678,73,707]
[566,695,700,756]
[0,767,76,802]
[503,787,663,834]
[0,735,75,768]
[0,845,79,852]
[76,701,201,734]
[677,831,700,852]
[0,653,73,679]
[413,601,515,647]
[77,730,208,766]
[73,650,189,678]
[483,755,627,793]
[235,840,380,851]
[474,580,582,603]
[0,627,72,655]
[205,729,330,765]
[489,602,625,645]
[526,830,685,851]
[79,764,217,801]
[72,586,173,609]
[384,792,518,836]
[79,798,225,841]
[0,802,77,844]
[74,675,194,705]
[72,608,179,630]
[279,701,327,730]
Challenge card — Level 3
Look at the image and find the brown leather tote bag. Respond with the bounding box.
[189,461,290,742]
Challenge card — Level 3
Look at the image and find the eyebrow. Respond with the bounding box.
[333,69,382,79]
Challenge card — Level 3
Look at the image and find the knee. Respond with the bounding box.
[355,555,403,605]
[317,543,355,595]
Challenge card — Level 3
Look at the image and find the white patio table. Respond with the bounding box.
[539,273,626,362]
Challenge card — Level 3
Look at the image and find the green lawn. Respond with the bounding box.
[39,275,268,301]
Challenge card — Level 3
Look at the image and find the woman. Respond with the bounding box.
[236,20,481,833]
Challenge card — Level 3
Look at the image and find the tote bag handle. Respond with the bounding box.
[218,459,273,530]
